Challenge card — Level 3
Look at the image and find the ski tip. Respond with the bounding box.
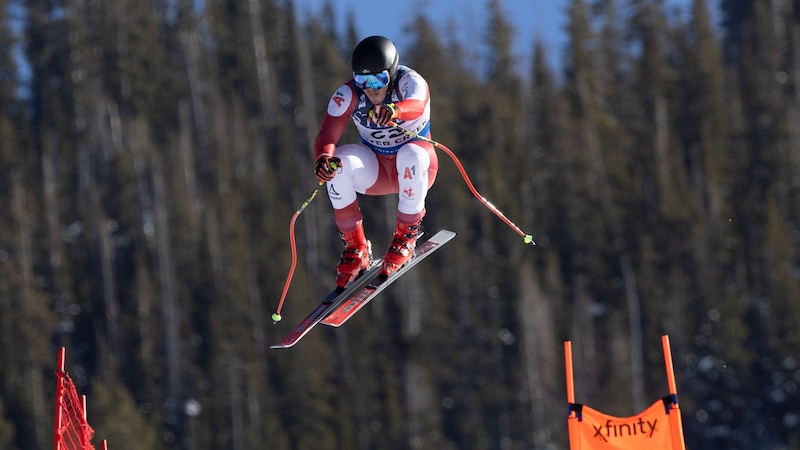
[427,229,456,244]
[269,342,294,350]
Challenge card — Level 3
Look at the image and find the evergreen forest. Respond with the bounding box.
[0,0,798,448]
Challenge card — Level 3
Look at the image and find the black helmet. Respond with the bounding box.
[351,36,399,82]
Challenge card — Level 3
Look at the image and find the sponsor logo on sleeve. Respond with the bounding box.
[327,87,352,117]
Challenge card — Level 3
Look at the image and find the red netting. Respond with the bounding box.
[54,369,95,450]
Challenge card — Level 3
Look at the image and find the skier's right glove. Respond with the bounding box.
[315,154,341,182]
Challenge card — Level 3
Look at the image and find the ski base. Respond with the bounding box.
[321,229,456,327]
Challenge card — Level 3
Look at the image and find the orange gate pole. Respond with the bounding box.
[662,335,687,450]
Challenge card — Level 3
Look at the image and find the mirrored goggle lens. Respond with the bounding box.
[353,71,390,90]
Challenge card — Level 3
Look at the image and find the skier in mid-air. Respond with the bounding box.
[272,35,530,345]
[314,35,438,288]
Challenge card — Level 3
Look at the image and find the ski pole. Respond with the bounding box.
[272,159,341,323]
[388,121,535,246]
[271,183,322,323]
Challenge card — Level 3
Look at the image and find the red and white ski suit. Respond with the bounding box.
[314,65,438,231]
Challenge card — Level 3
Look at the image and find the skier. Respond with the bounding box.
[314,35,438,288]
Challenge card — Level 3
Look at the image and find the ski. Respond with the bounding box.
[270,258,383,349]
[321,229,456,327]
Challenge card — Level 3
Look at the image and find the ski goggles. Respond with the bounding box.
[353,70,390,90]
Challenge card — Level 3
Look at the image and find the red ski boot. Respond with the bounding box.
[381,219,422,277]
[336,223,372,289]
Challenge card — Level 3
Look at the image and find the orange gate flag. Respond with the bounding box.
[565,336,686,450]
[567,398,683,450]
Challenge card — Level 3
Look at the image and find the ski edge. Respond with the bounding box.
[269,259,383,349]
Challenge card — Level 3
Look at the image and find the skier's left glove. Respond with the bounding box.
[370,103,398,126]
